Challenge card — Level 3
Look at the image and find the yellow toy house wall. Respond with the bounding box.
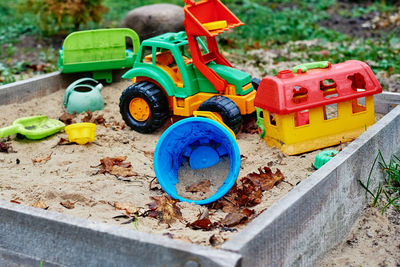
[262,96,375,155]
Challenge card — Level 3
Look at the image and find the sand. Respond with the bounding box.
[0,79,346,247]
[176,156,230,200]
[319,205,400,266]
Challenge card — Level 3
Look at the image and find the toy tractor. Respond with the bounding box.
[119,0,257,134]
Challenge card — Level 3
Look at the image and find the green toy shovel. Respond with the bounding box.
[0,115,65,140]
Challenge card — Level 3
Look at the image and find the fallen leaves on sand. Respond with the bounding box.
[221,212,248,227]
[186,179,211,194]
[99,156,138,177]
[187,209,216,230]
[146,196,182,225]
[59,112,76,125]
[0,141,13,153]
[209,166,284,225]
[60,200,75,209]
[245,167,284,191]
[32,153,52,164]
[83,111,106,125]
[31,200,48,209]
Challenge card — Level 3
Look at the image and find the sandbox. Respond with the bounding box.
[0,72,399,266]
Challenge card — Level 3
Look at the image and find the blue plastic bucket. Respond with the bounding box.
[154,117,241,205]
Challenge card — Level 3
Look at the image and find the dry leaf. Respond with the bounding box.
[32,153,52,164]
[211,166,284,214]
[0,141,12,153]
[187,209,215,230]
[93,115,106,125]
[100,156,128,172]
[187,218,214,230]
[238,178,263,207]
[60,200,75,209]
[99,156,137,177]
[112,202,137,215]
[111,165,138,177]
[82,111,93,122]
[245,167,284,191]
[82,111,106,125]
[31,200,48,209]
[57,138,69,145]
[221,212,247,227]
[146,196,182,225]
[185,179,211,193]
[242,208,255,217]
[59,112,76,125]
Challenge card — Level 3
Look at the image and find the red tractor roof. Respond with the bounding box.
[254,60,382,115]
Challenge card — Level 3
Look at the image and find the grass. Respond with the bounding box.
[0,0,399,85]
[359,151,400,214]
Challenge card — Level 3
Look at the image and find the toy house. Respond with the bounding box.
[254,60,382,155]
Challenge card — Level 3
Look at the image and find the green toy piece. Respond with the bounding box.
[58,28,140,83]
[292,61,331,73]
[0,115,65,140]
[314,150,339,169]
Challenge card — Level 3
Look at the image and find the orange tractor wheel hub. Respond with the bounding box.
[129,97,151,121]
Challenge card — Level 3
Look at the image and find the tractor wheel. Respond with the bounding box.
[198,95,242,135]
[119,81,169,134]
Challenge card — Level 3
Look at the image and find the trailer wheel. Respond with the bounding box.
[119,81,169,134]
[198,95,242,134]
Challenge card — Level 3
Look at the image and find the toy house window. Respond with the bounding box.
[320,79,338,99]
[324,103,338,120]
[269,112,277,126]
[352,97,367,114]
[292,86,308,104]
[294,110,309,127]
[348,73,366,92]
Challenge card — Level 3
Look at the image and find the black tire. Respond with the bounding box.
[119,81,169,134]
[251,77,261,90]
[198,95,242,135]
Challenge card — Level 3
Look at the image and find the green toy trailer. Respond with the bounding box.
[58,28,140,83]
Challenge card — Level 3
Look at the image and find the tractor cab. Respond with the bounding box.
[127,31,253,98]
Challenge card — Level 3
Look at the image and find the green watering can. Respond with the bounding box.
[0,115,65,140]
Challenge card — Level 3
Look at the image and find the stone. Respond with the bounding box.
[122,4,185,41]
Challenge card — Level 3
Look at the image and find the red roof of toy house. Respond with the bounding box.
[254,60,382,115]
